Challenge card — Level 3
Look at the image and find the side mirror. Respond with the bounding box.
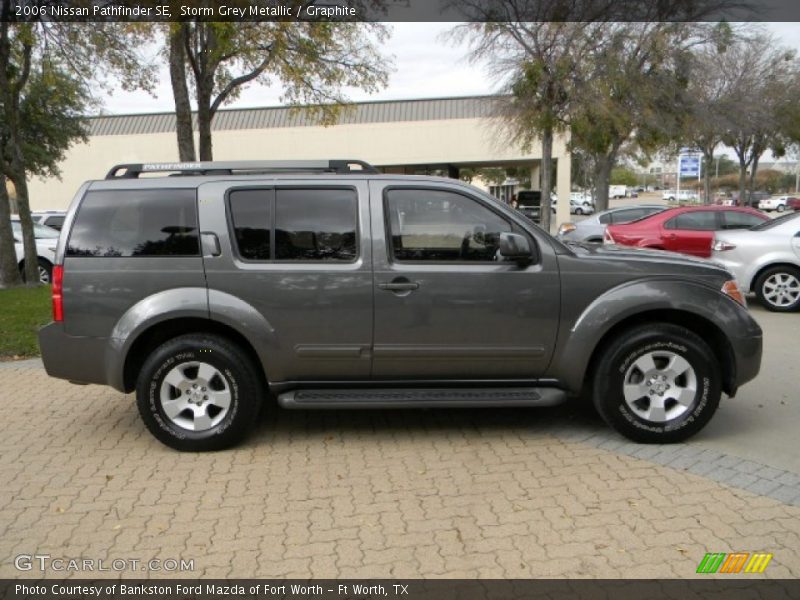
[499,232,535,265]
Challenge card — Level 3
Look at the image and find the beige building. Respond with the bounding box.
[28,95,572,224]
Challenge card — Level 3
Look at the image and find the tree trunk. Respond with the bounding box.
[197,92,214,161]
[539,125,553,233]
[702,146,714,205]
[169,24,196,162]
[737,156,747,207]
[0,174,22,288]
[8,168,38,284]
[749,153,760,196]
[593,155,613,213]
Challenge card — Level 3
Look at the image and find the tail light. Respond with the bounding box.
[712,239,736,252]
[52,265,64,322]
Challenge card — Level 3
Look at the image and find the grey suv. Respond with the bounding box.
[39,160,763,451]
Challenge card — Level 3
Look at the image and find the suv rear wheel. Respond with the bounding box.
[136,333,263,451]
[755,266,800,312]
[593,323,721,443]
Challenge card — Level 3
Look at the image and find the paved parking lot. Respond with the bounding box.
[1,305,799,580]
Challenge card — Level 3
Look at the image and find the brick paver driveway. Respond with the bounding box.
[2,307,800,579]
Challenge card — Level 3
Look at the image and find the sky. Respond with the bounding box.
[103,22,800,115]
[105,23,489,114]
[101,22,800,163]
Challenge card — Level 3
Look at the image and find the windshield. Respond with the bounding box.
[11,220,60,239]
[750,211,800,231]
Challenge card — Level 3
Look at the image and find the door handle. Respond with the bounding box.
[201,232,221,257]
[378,277,420,293]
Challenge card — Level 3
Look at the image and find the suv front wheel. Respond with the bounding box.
[136,333,263,451]
[593,323,721,443]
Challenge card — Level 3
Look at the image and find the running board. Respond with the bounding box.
[277,387,566,409]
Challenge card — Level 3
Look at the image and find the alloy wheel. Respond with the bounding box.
[159,361,232,431]
[762,273,800,308]
[622,351,697,423]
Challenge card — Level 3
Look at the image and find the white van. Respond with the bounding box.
[662,189,699,202]
[609,185,628,199]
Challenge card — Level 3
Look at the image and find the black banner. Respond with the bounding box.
[3,0,800,22]
[3,580,800,600]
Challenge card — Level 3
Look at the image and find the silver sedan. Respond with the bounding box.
[557,205,665,243]
[712,212,800,312]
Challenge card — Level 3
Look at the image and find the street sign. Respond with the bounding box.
[679,154,701,178]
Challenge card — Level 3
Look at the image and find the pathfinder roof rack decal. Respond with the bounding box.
[104,159,379,179]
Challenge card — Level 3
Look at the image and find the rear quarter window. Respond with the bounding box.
[66,189,199,257]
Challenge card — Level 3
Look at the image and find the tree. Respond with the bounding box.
[0,63,91,288]
[717,31,800,203]
[456,19,596,232]
[166,21,391,161]
[0,4,152,286]
[610,167,638,187]
[452,0,746,224]
[567,23,724,211]
[683,23,739,204]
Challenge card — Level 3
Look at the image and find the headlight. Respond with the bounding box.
[721,280,746,307]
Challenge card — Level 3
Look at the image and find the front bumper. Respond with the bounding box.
[726,312,763,393]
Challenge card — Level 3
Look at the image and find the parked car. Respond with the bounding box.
[32,210,67,231]
[789,197,800,211]
[758,195,797,213]
[712,212,800,312]
[39,160,762,450]
[558,205,666,244]
[604,206,768,258]
[10,217,60,283]
[570,196,594,216]
[570,191,594,208]
[734,191,771,208]
[662,189,700,203]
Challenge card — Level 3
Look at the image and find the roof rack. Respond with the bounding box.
[105,159,379,179]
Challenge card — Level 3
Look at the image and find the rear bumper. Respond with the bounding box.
[38,322,117,389]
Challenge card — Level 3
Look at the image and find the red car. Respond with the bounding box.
[604,206,769,258]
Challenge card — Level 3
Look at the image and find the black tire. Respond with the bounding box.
[754,265,800,312]
[574,207,583,215]
[136,333,263,451]
[592,323,721,443]
[18,259,52,284]
[777,204,785,213]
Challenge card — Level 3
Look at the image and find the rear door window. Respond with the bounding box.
[44,216,65,230]
[66,189,199,257]
[665,211,719,231]
[229,189,272,260]
[611,208,646,224]
[275,189,357,261]
[227,187,358,262]
[721,211,765,230]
